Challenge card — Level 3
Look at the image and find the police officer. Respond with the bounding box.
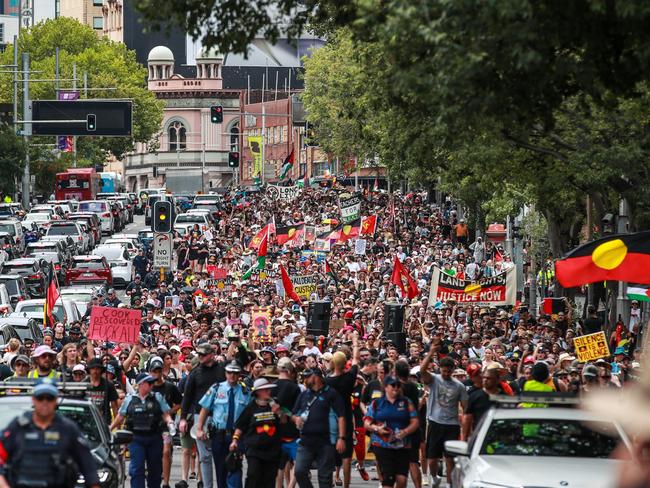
[110,373,176,488]
[196,360,250,488]
[0,379,100,488]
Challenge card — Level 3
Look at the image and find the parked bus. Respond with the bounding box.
[54,168,101,201]
[99,172,122,193]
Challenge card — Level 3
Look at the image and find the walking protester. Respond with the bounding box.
[364,375,419,488]
[196,360,250,488]
[292,368,346,488]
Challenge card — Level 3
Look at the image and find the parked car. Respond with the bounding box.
[68,213,102,246]
[0,393,130,488]
[25,241,71,263]
[108,196,134,224]
[175,212,212,228]
[45,221,87,253]
[60,286,106,316]
[66,255,112,286]
[103,238,139,257]
[13,298,81,325]
[0,316,43,343]
[0,220,25,254]
[22,212,52,232]
[0,205,16,219]
[91,246,132,288]
[0,233,19,260]
[0,284,13,314]
[77,201,114,235]
[25,252,67,283]
[0,275,29,305]
[0,323,20,346]
[0,259,46,298]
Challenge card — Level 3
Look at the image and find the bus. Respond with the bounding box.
[54,168,101,201]
[99,172,122,193]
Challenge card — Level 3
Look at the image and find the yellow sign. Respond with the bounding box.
[248,136,263,177]
[573,331,610,362]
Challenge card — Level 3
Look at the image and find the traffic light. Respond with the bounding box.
[210,105,223,124]
[228,151,239,168]
[152,200,173,233]
[86,113,96,132]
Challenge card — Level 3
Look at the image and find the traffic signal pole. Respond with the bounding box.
[22,52,30,211]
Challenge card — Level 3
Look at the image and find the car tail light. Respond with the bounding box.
[54,264,61,271]
[28,274,40,279]
[102,212,111,217]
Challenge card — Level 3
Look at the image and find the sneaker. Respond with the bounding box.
[423,476,430,486]
[175,482,188,488]
[189,473,197,480]
[197,482,203,488]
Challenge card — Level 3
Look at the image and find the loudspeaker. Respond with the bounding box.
[384,302,405,334]
[307,301,331,337]
[386,332,407,355]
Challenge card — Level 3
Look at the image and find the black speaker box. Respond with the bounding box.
[307,301,331,336]
[384,302,405,334]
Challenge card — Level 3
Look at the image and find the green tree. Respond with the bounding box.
[0,124,26,196]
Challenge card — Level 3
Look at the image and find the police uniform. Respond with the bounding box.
[119,377,171,488]
[0,383,99,488]
[199,362,250,488]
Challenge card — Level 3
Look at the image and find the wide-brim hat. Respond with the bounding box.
[252,377,277,393]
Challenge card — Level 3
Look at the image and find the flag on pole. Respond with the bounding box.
[279,149,295,180]
[280,265,302,305]
[248,223,275,249]
[242,230,268,280]
[323,259,338,285]
[542,297,567,315]
[627,285,650,302]
[390,256,419,299]
[276,224,305,246]
[360,215,378,236]
[44,263,60,327]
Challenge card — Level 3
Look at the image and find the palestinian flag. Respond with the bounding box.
[280,265,302,305]
[279,149,295,180]
[323,259,339,285]
[276,224,305,246]
[627,285,650,302]
[361,215,378,236]
[242,230,268,280]
[542,297,567,315]
[248,223,275,250]
[555,231,650,287]
[44,263,60,327]
[390,256,419,299]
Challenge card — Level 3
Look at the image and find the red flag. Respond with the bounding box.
[360,215,377,236]
[44,264,60,327]
[390,256,419,300]
[248,223,275,250]
[280,265,302,305]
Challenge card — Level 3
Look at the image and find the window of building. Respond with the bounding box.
[92,16,103,29]
[0,24,4,44]
[93,0,103,5]
[168,121,187,151]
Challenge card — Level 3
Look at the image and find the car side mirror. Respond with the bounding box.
[111,429,133,445]
[445,440,469,457]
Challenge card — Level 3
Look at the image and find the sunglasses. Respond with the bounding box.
[35,395,56,402]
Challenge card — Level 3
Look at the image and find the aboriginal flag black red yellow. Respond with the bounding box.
[555,231,650,287]
[276,224,304,245]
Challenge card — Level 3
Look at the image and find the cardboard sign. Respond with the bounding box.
[251,307,272,339]
[329,319,345,335]
[88,306,141,344]
[355,238,367,255]
[339,192,362,224]
[573,332,610,362]
[290,274,319,299]
[267,185,300,201]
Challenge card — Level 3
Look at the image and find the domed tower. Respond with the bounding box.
[147,46,175,81]
[195,46,224,79]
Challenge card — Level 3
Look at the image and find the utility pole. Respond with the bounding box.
[21,52,31,211]
[72,62,77,167]
[616,198,630,328]
[505,214,513,258]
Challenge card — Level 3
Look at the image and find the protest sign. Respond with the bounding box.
[314,238,331,252]
[267,185,300,201]
[429,267,516,306]
[301,250,328,263]
[251,307,272,339]
[355,238,367,255]
[164,296,180,309]
[290,274,319,300]
[305,225,317,242]
[329,319,346,335]
[339,192,362,224]
[206,265,228,279]
[573,332,610,362]
[88,306,141,344]
[249,136,263,178]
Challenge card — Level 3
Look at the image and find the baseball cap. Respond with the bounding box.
[383,375,400,386]
[33,379,58,398]
[72,364,86,373]
[196,343,214,355]
[149,356,164,371]
[135,373,156,385]
[32,345,56,358]
[582,364,599,378]
[302,368,323,378]
[87,358,105,370]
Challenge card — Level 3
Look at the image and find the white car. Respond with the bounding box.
[59,286,102,316]
[175,212,211,228]
[22,213,52,230]
[77,200,114,235]
[103,238,139,257]
[13,298,82,325]
[45,221,87,254]
[0,220,25,254]
[446,404,629,488]
[92,245,133,287]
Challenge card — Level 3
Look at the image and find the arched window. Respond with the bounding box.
[230,122,239,152]
[168,121,187,151]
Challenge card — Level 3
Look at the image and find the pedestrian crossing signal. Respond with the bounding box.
[86,114,96,132]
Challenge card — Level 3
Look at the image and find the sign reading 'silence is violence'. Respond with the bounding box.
[88,306,141,344]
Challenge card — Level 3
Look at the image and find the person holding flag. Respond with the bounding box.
[391,256,420,300]
[43,262,60,328]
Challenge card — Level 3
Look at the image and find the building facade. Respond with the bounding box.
[59,0,103,31]
[123,45,244,192]
[101,0,121,42]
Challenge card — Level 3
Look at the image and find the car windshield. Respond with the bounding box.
[28,253,58,264]
[176,215,205,223]
[0,224,16,235]
[78,202,107,213]
[17,304,63,317]
[0,280,19,295]
[24,214,48,222]
[480,419,620,458]
[94,247,125,260]
[73,260,106,270]
[193,204,218,212]
[1,264,33,275]
[47,225,78,236]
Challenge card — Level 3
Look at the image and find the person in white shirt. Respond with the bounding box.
[302,335,322,357]
[467,334,486,359]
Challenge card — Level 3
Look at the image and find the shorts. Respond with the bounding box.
[408,436,420,464]
[279,439,298,468]
[373,446,410,483]
[180,431,195,449]
[426,421,460,459]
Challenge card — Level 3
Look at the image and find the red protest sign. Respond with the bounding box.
[88,306,141,344]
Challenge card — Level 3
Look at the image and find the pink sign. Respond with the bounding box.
[88,306,141,344]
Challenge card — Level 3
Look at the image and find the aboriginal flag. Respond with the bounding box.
[555,231,650,287]
[542,297,567,315]
[276,224,305,246]
[44,263,60,327]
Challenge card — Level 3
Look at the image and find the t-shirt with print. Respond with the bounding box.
[88,377,119,423]
[426,374,468,425]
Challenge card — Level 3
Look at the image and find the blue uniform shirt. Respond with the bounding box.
[119,392,170,416]
[365,395,417,449]
[199,381,251,429]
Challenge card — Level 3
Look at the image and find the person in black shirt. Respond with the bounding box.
[274,357,300,485]
[86,358,118,424]
[231,378,284,488]
[583,305,603,335]
[150,357,183,488]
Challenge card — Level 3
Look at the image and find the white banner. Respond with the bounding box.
[267,185,300,201]
[429,267,516,306]
[339,192,362,224]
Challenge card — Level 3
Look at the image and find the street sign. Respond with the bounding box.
[31,100,133,136]
[153,233,172,268]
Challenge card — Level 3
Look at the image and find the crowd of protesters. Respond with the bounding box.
[0,182,644,488]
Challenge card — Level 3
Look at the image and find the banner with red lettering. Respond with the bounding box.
[88,306,141,344]
[428,267,516,306]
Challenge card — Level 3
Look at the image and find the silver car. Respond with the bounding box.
[446,405,629,488]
